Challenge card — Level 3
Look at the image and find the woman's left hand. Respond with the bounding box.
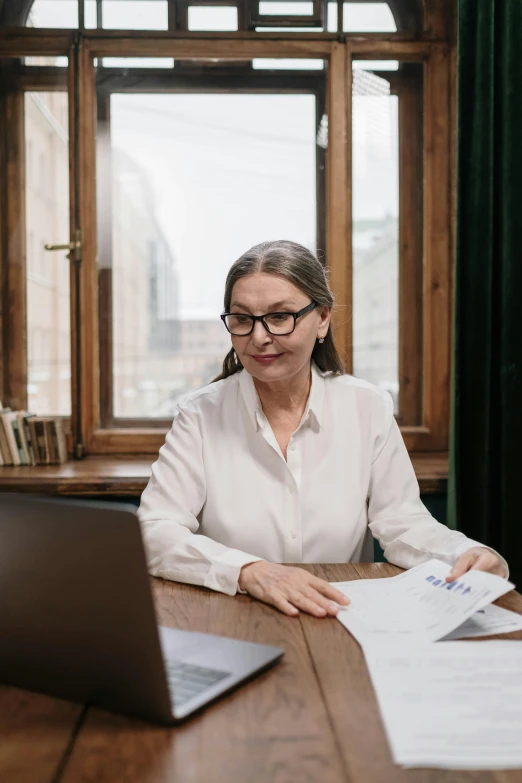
[446,546,506,582]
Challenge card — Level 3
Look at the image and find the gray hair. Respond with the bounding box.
[213,240,345,381]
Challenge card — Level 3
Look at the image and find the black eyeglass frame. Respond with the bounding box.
[221,301,318,336]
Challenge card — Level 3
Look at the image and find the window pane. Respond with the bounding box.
[24,55,68,67]
[102,0,168,30]
[352,68,399,409]
[101,57,175,68]
[327,2,396,32]
[27,0,78,28]
[252,59,324,70]
[353,60,399,72]
[25,92,71,416]
[99,90,318,417]
[85,0,97,27]
[188,6,238,31]
[258,2,314,15]
[352,62,424,421]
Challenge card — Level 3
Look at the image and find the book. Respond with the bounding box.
[44,418,68,464]
[20,413,36,466]
[53,419,68,464]
[0,410,14,465]
[10,416,27,465]
[15,412,35,466]
[44,419,58,463]
[0,411,21,465]
[30,417,51,465]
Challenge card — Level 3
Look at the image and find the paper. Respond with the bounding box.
[364,641,522,769]
[442,602,522,640]
[333,559,514,648]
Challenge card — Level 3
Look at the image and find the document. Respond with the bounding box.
[442,602,522,640]
[364,641,522,769]
[332,559,514,648]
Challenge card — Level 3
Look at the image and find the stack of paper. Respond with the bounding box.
[364,642,522,769]
[333,560,522,769]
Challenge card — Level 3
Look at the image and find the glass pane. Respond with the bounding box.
[327,2,396,32]
[102,0,168,30]
[352,67,398,409]
[101,57,175,68]
[25,91,71,416]
[258,2,314,15]
[85,0,97,28]
[27,0,78,28]
[188,6,238,31]
[352,62,424,420]
[353,60,399,72]
[24,55,68,67]
[98,87,319,417]
[252,59,324,70]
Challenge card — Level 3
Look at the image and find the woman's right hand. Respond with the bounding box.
[238,561,350,617]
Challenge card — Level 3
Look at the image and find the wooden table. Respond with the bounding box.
[1,563,521,783]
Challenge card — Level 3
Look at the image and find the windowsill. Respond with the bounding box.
[0,453,448,496]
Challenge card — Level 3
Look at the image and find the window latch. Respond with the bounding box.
[44,230,82,262]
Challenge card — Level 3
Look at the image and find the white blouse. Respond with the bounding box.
[138,364,507,596]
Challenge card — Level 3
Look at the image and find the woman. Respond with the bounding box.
[138,240,507,618]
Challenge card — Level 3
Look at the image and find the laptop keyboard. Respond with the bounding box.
[165,660,231,707]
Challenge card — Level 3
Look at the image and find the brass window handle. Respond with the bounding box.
[44,241,81,251]
[43,230,82,261]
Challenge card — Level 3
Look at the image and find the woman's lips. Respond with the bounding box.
[251,354,283,364]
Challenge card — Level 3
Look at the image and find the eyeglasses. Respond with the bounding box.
[221,301,318,336]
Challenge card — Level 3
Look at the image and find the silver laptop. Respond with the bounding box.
[0,494,283,724]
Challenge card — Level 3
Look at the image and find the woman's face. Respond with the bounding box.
[228,272,331,383]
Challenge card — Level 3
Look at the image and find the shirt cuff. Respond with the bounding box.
[204,549,263,596]
[452,539,510,579]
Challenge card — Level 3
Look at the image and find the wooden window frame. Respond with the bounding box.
[95,64,326,430]
[0,0,455,459]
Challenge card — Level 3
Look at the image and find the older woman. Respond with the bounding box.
[138,240,507,618]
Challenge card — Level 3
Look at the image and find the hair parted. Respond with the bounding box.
[213,239,345,382]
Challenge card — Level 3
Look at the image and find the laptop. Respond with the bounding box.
[0,494,283,724]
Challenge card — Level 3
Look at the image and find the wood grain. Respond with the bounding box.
[1,564,520,782]
[0,685,82,783]
[60,576,347,783]
[0,452,449,495]
[327,42,350,370]
[2,90,27,412]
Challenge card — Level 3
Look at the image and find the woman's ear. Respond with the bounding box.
[318,306,332,336]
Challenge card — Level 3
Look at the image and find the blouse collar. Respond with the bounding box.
[238,362,325,432]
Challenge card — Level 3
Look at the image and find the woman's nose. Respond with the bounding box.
[251,320,272,345]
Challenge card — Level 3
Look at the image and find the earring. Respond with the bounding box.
[318,337,325,344]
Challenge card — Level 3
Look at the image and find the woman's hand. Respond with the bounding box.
[446,546,506,582]
[238,561,350,617]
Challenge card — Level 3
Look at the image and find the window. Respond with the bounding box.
[0,0,453,456]
[351,61,424,426]
[97,77,320,422]
[25,92,71,416]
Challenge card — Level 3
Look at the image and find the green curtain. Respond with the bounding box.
[448,0,522,585]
